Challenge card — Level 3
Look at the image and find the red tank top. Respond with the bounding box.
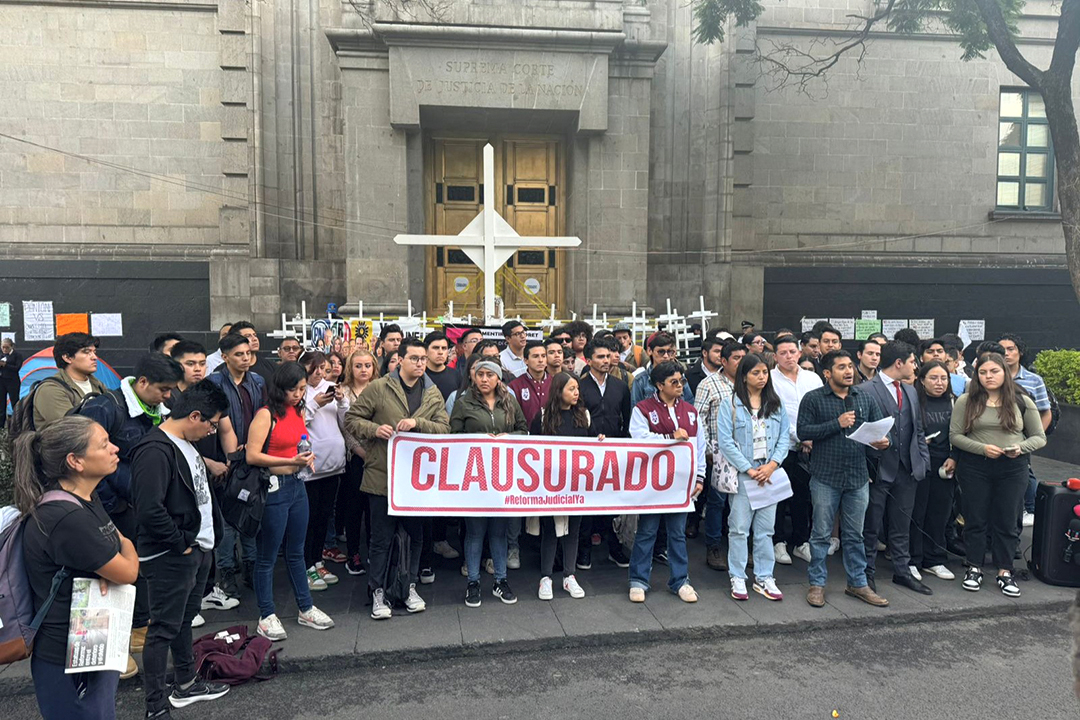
[265,405,307,459]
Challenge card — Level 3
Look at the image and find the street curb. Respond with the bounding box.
[0,598,1070,694]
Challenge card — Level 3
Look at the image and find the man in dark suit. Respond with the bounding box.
[859,341,932,595]
[577,336,632,569]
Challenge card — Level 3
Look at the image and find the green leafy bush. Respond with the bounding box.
[1033,349,1080,406]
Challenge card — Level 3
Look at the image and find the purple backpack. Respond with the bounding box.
[0,490,83,665]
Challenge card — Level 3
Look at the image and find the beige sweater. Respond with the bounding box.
[949,393,1046,456]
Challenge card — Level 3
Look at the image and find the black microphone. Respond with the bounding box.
[1064,519,1080,565]
[843,395,854,435]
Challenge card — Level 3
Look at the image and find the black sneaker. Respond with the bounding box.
[996,572,1021,597]
[169,679,230,708]
[465,580,482,608]
[607,546,630,568]
[493,579,517,604]
[346,554,366,576]
[218,568,239,598]
[962,567,983,592]
[576,546,592,571]
[653,550,669,565]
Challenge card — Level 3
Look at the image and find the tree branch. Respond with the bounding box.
[970,0,1045,89]
[1050,0,1080,82]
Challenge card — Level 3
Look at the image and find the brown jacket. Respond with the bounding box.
[32,370,107,430]
[343,370,450,496]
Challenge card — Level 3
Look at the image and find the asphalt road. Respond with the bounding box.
[2,611,1076,719]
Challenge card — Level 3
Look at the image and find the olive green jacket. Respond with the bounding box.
[33,370,107,430]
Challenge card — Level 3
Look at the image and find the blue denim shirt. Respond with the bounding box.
[715,395,792,473]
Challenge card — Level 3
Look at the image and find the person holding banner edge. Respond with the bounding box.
[449,359,529,608]
[715,354,792,602]
[528,371,602,600]
[627,361,706,604]
[344,338,450,620]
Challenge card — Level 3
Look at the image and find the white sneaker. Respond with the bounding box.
[201,586,239,611]
[433,540,460,559]
[829,538,840,556]
[792,542,812,563]
[298,605,334,630]
[405,584,427,613]
[507,547,521,570]
[562,574,585,599]
[908,565,923,581]
[370,589,392,620]
[539,576,554,601]
[730,576,749,600]
[483,558,495,575]
[257,613,286,641]
[923,565,955,580]
[774,542,792,565]
[315,562,339,585]
[306,567,328,591]
[1022,512,1035,527]
[752,576,783,601]
[191,613,205,628]
[875,540,887,552]
[677,583,698,603]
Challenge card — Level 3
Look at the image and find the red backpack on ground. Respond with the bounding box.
[192,624,280,685]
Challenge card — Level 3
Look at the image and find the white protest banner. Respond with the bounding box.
[387,433,696,517]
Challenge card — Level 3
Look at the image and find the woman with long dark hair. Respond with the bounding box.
[528,372,599,600]
[950,353,1045,597]
[450,359,528,608]
[16,416,140,720]
[246,362,334,641]
[338,348,378,575]
[298,352,347,591]
[911,361,958,581]
[716,353,791,602]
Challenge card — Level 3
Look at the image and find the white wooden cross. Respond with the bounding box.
[686,295,718,335]
[393,143,582,323]
[585,303,610,333]
[620,301,655,349]
[538,304,562,335]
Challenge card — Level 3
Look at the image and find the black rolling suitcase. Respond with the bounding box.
[1030,480,1080,587]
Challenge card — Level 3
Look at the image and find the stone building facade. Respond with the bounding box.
[0,0,1075,345]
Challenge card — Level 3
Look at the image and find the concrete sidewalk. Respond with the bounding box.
[2,456,1078,689]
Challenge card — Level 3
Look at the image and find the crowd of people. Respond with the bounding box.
[4,314,1053,719]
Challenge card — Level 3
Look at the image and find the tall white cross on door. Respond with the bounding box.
[393,143,582,323]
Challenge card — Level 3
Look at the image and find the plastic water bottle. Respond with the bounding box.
[297,434,312,481]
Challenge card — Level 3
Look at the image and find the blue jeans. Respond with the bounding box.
[32,654,118,720]
[465,517,508,582]
[808,479,869,588]
[507,517,522,551]
[629,512,690,593]
[727,471,777,581]
[704,484,727,548]
[215,521,256,572]
[255,474,312,618]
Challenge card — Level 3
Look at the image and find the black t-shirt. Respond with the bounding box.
[529,407,593,437]
[426,365,460,402]
[400,377,423,416]
[922,394,953,462]
[22,491,122,665]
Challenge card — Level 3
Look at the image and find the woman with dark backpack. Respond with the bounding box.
[16,415,140,720]
[246,362,334,641]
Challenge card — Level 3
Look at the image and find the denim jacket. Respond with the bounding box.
[715,394,791,473]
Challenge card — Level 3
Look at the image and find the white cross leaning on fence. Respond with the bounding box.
[585,304,610,333]
[687,295,718,335]
[393,143,582,323]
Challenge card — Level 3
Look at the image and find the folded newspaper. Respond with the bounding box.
[65,578,136,674]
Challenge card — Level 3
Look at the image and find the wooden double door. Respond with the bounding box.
[425,135,566,319]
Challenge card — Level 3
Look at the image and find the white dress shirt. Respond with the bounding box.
[770,365,823,444]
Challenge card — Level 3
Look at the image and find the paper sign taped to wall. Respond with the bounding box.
[23,301,55,342]
[908,319,935,339]
[0,303,10,328]
[958,319,985,343]
[855,319,882,340]
[881,319,907,338]
[90,313,123,337]
[801,318,827,333]
[829,318,856,340]
[860,310,877,320]
[56,313,89,335]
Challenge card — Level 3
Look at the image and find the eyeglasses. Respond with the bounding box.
[201,416,220,432]
[555,337,571,344]
[403,355,428,364]
[666,378,685,386]
[655,348,676,358]
[509,330,527,338]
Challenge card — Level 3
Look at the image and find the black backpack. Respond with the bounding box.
[217,418,275,538]
[1045,387,1060,437]
[381,526,413,607]
[5,377,76,446]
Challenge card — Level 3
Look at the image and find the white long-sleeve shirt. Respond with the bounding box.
[629,405,707,481]
[770,366,822,445]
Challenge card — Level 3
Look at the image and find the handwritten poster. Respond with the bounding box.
[90,313,124,338]
[0,302,10,328]
[881,319,907,338]
[56,313,89,335]
[908,319,935,339]
[801,317,827,333]
[854,319,882,340]
[860,310,878,320]
[829,318,856,340]
[23,301,55,342]
[958,319,985,343]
